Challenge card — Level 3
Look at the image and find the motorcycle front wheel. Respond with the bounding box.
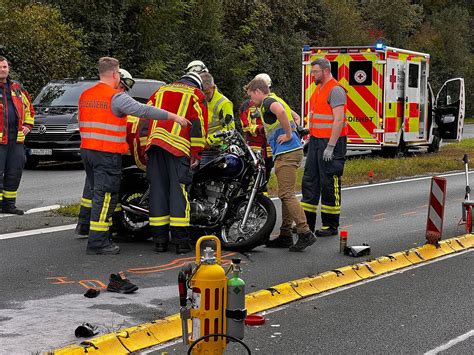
[116,190,151,241]
[219,194,276,251]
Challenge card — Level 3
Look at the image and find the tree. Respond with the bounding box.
[0,1,83,95]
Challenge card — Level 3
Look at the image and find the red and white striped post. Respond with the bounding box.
[426,176,447,245]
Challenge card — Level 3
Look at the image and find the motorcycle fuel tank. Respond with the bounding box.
[194,153,245,182]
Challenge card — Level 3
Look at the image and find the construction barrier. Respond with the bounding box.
[426,176,447,244]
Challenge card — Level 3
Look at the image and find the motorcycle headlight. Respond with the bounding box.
[227,144,244,156]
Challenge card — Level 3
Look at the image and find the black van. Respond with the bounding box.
[25,78,164,168]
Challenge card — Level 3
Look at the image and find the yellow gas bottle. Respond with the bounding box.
[189,236,227,354]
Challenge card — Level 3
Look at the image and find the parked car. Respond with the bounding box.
[25,78,165,168]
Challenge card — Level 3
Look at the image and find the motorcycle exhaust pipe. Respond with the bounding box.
[122,204,149,218]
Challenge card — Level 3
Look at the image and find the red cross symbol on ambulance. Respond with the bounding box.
[390,68,397,89]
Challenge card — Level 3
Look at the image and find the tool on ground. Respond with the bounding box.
[178,235,247,354]
[245,314,266,326]
[339,230,348,253]
[461,154,473,233]
[344,244,371,257]
[83,288,100,298]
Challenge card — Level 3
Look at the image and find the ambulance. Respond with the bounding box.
[301,44,465,156]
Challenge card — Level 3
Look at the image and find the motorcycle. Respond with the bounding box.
[117,130,277,252]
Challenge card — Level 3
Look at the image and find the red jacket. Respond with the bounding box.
[0,79,34,145]
[239,99,272,158]
[146,82,207,159]
[126,116,149,170]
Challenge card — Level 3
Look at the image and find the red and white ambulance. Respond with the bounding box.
[301,45,465,156]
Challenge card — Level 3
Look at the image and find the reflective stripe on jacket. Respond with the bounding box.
[0,79,35,144]
[146,83,207,159]
[260,93,301,158]
[309,78,347,138]
[78,82,127,153]
[239,99,272,159]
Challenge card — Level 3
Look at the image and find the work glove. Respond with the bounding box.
[207,134,222,147]
[323,144,335,162]
[22,126,31,135]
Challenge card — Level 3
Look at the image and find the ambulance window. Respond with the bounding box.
[408,64,419,88]
[330,62,338,80]
[349,61,372,86]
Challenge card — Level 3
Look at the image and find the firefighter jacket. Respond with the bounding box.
[146,82,207,159]
[126,116,149,170]
[207,88,234,146]
[260,94,301,158]
[239,99,272,159]
[78,83,128,153]
[0,78,34,145]
[309,78,348,139]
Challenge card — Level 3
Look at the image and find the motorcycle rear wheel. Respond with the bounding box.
[219,194,276,251]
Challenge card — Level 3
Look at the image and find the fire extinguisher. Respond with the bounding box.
[226,258,247,340]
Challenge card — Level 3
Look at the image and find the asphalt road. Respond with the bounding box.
[13,124,474,211]
[0,172,472,353]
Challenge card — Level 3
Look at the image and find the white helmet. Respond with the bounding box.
[186,60,209,74]
[119,68,135,90]
[181,72,203,90]
[254,73,272,87]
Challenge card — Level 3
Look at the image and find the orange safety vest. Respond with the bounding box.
[309,78,347,138]
[78,82,128,153]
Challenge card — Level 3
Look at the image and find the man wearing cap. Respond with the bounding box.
[78,57,189,255]
[146,72,208,254]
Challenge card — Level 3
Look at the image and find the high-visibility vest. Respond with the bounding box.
[260,94,301,158]
[146,82,207,159]
[0,79,35,145]
[309,78,348,138]
[78,82,128,153]
[207,88,234,146]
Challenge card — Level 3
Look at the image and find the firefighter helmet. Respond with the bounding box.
[186,60,209,74]
[181,72,203,90]
[119,69,135,91]
[254,73,272,87]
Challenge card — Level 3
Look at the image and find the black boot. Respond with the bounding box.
[2,206,24,215]
[266,235,294,248]
[289,231,317,252]
[315,227,338,237]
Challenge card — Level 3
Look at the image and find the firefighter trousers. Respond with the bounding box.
[0,140,25,209]
[301,136,346,231]
[80,148,121,249]
[147,146,191,245]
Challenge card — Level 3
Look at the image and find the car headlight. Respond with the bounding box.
[66,123,79,131]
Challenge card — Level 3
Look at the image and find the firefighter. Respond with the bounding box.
[200,72,234,153]
[75,68,138,237]
[245,78,316,252]
[0,56,34,215]
[301,57,347,237]
[78,57,189,255]
[146,72,207,254]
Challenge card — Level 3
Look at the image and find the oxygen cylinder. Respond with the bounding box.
[226,258,246,340]
[189,236,227,354]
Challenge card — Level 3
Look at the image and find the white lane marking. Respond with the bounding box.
[151,248,474,353]
[424,329,474,355]
[0,224,76,241]
[0,204,61,218]
[270,170,473,200]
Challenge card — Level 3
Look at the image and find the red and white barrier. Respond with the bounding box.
[426,176,447,244]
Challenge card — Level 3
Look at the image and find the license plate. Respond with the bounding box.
[30,149,53,156]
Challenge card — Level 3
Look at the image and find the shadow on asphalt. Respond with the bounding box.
[25,161,84,171]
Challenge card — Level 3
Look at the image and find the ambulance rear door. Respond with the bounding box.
[343,50,383,147]
[403,60,423,141]
[435,78,465,142]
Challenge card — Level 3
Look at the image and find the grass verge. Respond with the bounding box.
[267,138,474,195]
[54,203,80,217]
[464,117,474,124]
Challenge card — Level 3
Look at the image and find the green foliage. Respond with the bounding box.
[0,0,472,116]
[0,1,83,95]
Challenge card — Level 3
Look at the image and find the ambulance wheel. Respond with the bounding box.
[382,141,407,158]
[219,194,276,252]
[25,155,40,169]
[428,134,441,153]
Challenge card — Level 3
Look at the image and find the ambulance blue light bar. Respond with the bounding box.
[375,42,385,50]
